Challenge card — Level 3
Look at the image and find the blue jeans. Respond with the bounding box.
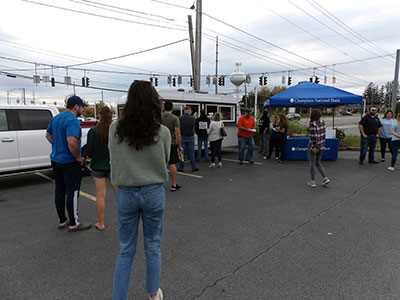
[197,137,209,160]
[179,136,197,170]
[359,135,378,162]
[113,184,165,299]
[259,133,269,153]
[238,136,255,161]
[390,140,400,167]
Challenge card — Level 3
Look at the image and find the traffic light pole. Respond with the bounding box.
[215,36,218,94]
[194,0,202,92]
[390,49,400,112]
[187,15,195,91]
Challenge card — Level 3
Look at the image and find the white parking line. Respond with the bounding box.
[222,158,264,165]
[35,172,97,202]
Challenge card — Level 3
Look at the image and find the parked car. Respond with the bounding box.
[340,111,352,116]
[286,113,301,120]
[0,105,90,176]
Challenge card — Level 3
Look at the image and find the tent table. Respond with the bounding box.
[286,137,339,160]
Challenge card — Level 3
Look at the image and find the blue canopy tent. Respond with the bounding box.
[262,81,363,160]
[263,81,363,128]
[263,81,363,108]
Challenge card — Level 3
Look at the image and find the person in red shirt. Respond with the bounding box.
[237,108,256,164]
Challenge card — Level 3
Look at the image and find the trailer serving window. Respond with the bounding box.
[205,104,234,122]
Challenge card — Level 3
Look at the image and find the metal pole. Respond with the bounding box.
[187,15,195,91]
[244,82,248,108]
[101,91,104,102]
[7,91,9,104]
[254,85,258,121]
[194,0,202,92]
[391,49,400,112]
[215,36,218,94]
[22,88,26,105]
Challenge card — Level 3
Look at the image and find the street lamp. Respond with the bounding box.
[7,87,26,104]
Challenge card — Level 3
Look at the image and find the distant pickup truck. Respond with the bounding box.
[0,105,91,177]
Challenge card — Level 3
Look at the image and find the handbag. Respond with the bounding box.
[220,123,228,137]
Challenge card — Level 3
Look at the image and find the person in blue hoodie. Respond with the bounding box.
[379,109,396,162]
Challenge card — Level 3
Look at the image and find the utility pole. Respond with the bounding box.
[187,15,195,91]
[391,49,400,112]
[22,88,26,105]
[215,36,218,94]
[194,0,202,92]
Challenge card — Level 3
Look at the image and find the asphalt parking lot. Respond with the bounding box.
[1,149,400,300]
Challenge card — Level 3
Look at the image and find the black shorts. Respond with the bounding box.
[169,144,179,164]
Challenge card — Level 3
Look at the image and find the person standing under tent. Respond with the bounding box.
[258,109,270,157]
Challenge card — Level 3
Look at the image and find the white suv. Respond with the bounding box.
[0,105,89,175]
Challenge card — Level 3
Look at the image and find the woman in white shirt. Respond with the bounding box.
[207,113,224,168]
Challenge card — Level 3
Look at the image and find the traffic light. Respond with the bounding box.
[167,75,172,85]
[218,77,222,86]
[309,77,313,82]
[172,78,176,87]
[263,76,268,85]
[82,77,86,87]
[259,76,263,85]
[86,78,89,87]
[190,77,193,87]
[315,76,320,84]
[221,76,225,86]
[288,76,292,86]
[155,77,158,86]
[51,77,55,87]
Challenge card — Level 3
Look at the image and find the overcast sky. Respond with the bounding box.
[0,0,399,105]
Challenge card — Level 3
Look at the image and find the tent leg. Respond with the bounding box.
[332,106,335,129]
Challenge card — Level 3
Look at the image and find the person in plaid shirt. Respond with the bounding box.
[307,109,330,188]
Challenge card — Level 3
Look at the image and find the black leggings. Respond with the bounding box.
[379,137,393,159]
[210,138,223,163]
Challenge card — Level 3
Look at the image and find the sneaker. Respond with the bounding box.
[263,156,267,160]
[359,161,364,165]
[209,163,216,168]
[149,288,164,300]
[170,184,183,191]
[248,160,254,164]
[217,162,222,168]
[322,178,330,186]
[68,222,92,232]
[308,181,317,188]
[239,161,243,165]
[192,168,199,172]
[381,158,385,162]
[388,166,395,171]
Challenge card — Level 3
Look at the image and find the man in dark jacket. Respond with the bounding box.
[178,106,199,172]
[358,106,382,164]
[195,110,211,162]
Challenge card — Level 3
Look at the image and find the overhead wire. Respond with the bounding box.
[306,0,394,58]
[21,0,187,31]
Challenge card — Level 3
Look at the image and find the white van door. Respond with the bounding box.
[0,109,19,173]
[15,109,53,170]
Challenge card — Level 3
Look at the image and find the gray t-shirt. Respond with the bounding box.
[162,112,180,145]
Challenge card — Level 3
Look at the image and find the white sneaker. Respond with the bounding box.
[209,163,216,168]
[388,166,395,171]
[149,288,163,300]
[308,181,316,188]
[322,178,330,186]
[217,162,222,168]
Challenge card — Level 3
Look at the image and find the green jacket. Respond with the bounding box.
[108,122,171,187]
[85,127,110,172]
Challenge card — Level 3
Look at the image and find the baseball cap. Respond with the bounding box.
[67,95,88,107]
[244,108,251,113]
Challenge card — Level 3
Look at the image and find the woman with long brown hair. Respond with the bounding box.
[85,106,117,231]
[109,81,171,300]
